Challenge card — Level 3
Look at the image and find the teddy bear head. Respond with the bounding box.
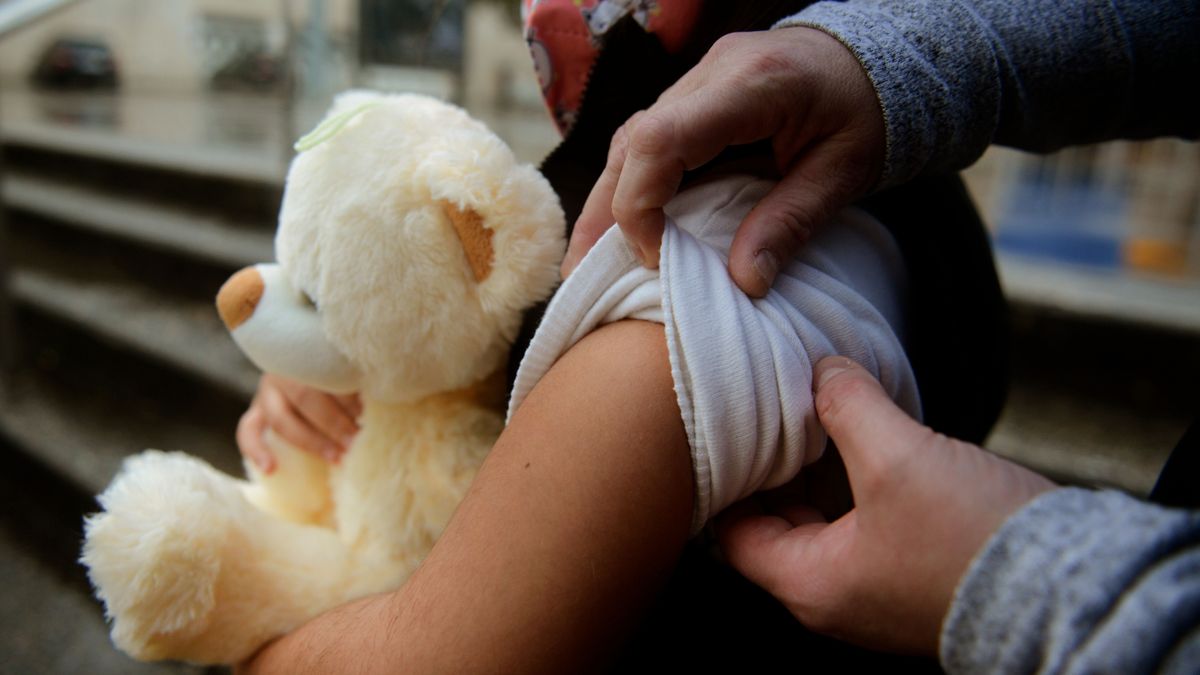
[217,91,565,404]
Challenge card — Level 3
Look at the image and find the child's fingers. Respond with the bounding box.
[336,392,364,420]
[261,383,344,462]
[236,406,276,474]
[290,387,359,450]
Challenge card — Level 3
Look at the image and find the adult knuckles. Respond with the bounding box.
[707,32,750,60]
[743,45,805,85]
[605,129,629,170]
[609,111,642,161]
[626,112,677,159]
[823,136,885,198]
[711,32,797,73]
[759,202,816,251]
[611,201,656,240]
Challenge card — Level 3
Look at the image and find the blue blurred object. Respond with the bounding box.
[992,161,1127,269]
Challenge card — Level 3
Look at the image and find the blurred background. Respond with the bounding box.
[0,1,1196,672]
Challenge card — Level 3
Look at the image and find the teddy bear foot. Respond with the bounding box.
[82,450,244,662]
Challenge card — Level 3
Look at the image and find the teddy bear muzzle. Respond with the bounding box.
[217,266,264,330]
[217,263,362,394]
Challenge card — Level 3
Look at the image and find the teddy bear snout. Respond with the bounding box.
[217,266,265,331]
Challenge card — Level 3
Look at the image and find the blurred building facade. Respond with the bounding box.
[0,0,543,109]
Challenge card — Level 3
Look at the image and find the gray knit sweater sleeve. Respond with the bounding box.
[776,0,1200,186]
[939,488,1200,674]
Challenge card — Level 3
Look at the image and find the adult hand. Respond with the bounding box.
[716,357,1056,654]
[565,26,886,297]
[236,373,362,472]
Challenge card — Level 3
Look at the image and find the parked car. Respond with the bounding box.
[210,50,283,92]
[31,37,118,89]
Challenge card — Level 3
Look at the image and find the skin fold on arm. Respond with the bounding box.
[239,319,695,674]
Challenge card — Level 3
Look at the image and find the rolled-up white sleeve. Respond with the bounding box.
[508,171,919,533]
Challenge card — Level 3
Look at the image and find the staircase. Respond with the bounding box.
[0,87,288,674]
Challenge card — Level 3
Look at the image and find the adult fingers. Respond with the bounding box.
[236,406,275,474]
[727,137,875,297]
[812,357,933,492]
[260,383,344,462]
[611,92,781,267]
[580,37,719,243]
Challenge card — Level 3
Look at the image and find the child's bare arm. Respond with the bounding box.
[239,319,694,674]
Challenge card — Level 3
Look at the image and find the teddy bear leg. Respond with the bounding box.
[82,450,363,664]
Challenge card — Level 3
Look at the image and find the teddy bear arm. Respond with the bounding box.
[242,428,335,527]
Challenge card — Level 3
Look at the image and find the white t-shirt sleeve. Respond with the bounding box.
[509,172,920,534]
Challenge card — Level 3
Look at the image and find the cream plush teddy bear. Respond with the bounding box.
[80,90,565,664]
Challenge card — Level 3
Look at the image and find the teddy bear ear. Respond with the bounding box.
[442,201,494,283]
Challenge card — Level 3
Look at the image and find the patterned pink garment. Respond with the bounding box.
[522,0,700,132]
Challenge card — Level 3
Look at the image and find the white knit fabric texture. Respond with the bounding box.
[509,170,920,533]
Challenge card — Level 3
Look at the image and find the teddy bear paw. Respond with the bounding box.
[81,451,240,661]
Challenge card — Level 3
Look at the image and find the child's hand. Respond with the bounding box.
[716,357,1055,654]
[236,373,362,473]
[565,27,885,297]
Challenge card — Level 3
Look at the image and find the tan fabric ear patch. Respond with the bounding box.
[442,201,494,283]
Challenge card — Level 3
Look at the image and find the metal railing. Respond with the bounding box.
[0,0,83,387]
[0,0,80,39]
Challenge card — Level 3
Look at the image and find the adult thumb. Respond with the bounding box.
[812,357,931,482]
[715,499,829,598]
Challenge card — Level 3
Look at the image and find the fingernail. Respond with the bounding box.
[754,249,780,288]
[816,357,856,390]
[323,445,340,463]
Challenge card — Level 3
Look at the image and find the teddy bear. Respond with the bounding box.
[80,90,565,664]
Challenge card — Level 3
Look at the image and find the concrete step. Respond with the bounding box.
[998,253,1200,336]
[3,172,274,268]
[9,265,258,399]
[0,90,290,185]
[0,311,243,675]
[0,361,243,496]
[986,308,1199,494]
[986,384,1181,495]
[0,435,214,675]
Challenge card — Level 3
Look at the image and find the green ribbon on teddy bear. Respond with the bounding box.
[294,101,383,152]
